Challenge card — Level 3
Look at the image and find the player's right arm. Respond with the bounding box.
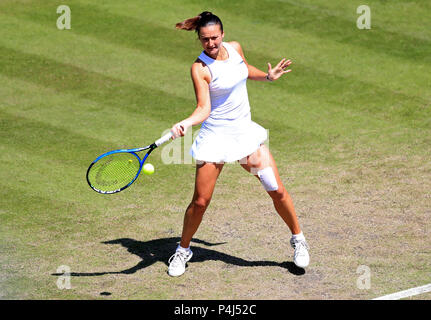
[171,60,211,138]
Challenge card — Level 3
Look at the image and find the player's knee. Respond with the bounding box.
[269,186,287,202]
[193,196,211,211]
[257,167,279,192]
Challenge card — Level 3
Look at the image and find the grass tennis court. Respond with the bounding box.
[1,0,430,299]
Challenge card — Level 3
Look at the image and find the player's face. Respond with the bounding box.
[198,24,224,58]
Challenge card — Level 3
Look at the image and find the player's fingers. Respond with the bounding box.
[267,62,272,72]
[177,124,186,137]
[276,58,286,69]
[170,129,178,139]
[282,60,291,69]
[171,126,181,139]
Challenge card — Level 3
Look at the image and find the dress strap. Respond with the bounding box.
[198,50,215,65]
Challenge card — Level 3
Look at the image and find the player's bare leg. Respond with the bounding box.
[240,145,301,234]
[180,161,224,248]
[240,145,309,268]
[169,161,223,276]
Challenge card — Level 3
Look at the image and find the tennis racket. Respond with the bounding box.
[86,131,173,194]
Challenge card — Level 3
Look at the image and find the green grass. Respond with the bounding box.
[1,0,430,299]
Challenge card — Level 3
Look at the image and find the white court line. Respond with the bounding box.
[373,283,431,300]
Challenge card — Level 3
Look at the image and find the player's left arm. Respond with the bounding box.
[228,41,292,82]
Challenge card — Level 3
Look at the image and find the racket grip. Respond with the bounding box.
[155,131,173,147]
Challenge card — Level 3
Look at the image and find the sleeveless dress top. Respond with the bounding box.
[190,42,267,163]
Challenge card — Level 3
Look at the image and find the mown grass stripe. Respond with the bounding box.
[209,0,431,63]
[0,111,114,163]
[2,6,428,110]
[0,13,195,101]
[0,1,199,62]
[0,73,177,148]
[277,0,431,41]
[0,45,192,120]
[2,0,430,67]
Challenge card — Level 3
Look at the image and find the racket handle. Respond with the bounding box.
[155,131,173,147]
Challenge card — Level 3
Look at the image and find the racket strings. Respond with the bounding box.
[88,153,141,192]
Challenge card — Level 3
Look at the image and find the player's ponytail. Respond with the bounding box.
[175,14,201,31]
[175,11,223,35]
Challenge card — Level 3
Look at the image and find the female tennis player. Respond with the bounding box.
[168,12,309,277]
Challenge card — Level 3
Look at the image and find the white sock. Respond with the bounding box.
[292,232,305,241]
[176,245,191,253]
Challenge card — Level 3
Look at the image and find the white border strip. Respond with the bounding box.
[373,283,431,300]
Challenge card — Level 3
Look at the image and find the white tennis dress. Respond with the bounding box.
[190,42,267,163]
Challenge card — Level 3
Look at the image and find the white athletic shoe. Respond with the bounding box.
[168,249,193,277]
[290,238,310,268]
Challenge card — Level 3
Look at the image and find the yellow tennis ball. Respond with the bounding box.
[143,163,154,175]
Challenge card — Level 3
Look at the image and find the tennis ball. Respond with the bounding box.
[143,163,154,175]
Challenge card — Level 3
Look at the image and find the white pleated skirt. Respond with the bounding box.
[190,119,268,163]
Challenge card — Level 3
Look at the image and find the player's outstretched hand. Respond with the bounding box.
[267,58,292,81]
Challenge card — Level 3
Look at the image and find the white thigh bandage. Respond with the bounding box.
[257,167,279,191]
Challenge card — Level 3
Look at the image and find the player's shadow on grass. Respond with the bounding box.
[52,237,305,277]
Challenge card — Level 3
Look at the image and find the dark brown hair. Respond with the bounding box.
[175,11,223,35]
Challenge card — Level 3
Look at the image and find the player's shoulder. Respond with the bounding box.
[226,41,242,53]
[226,41,247,62]
[191,58,207,74]
[191,58,210,82]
